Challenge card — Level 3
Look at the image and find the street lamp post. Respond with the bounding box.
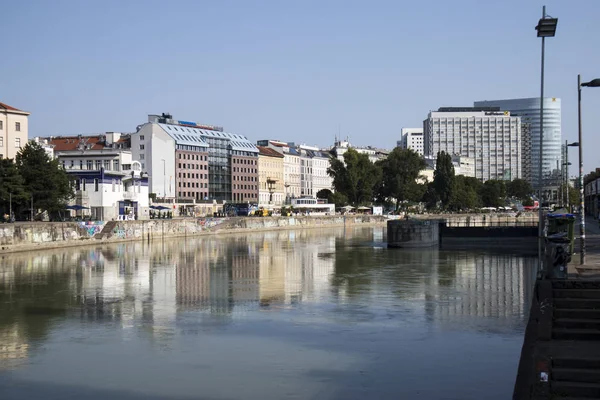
[562,162,571,209]
[535,6,557,276]
[577,76,600,265]
[566,141,579,212]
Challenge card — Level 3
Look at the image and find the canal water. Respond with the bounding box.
[0,226,536,400]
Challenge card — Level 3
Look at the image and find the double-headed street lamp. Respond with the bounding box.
[535,7,557,276]
[577,76,600,265]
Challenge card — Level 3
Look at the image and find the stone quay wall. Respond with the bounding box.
[0,215,386,254]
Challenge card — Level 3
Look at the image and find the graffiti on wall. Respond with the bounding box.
[197,217,226,230]
[79,221,106,237]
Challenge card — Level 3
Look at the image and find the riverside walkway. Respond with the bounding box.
[514,217,600,399]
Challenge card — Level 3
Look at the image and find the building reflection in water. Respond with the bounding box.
[0,227,536,366]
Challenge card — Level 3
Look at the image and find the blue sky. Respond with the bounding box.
[2,0,600,173]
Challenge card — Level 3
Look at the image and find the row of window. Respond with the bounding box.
[234,175,256,182]
[233,184,257,191]
[0,137,20,147]
[75,178,141,193]
[234,158,256,165]
[232,167,256,173]
[62,159,125,171]
[178,153,208,161]
[178,163,208,170]
[178,173,208,179]
[232,192,256,201]
[179,182,208,188]
[0,121,20,131]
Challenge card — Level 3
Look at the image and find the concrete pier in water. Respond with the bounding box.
[387,219,439,248]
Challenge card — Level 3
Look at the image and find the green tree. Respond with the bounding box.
[330,192,348,208]
[433,151,455,208]
[422,182,438,210]
[316,189,333,200]
[480,179,506,208]
[16,142,74,216]
[379,148,426,211]
[449,175,481,211]
[327,148,382,206]
[0,158,28,216]
[507,178,533,200]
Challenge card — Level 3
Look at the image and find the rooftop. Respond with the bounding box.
[50,135,129,152]
[258,146,284,158]
[0,102,30,114]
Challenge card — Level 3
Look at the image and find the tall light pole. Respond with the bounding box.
[535,6,557,276]
[577,76,600,264]
[566,141,579,212]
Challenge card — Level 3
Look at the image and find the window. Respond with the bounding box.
[0,137,3,147]
[139,154,144,160]
[94,179,99,192]
[140,135,145,140]
[15,122,20,132]
[82,178,86,191]
[76,179,81,191]
[96,160,102,170]
[113,160,119,171]
[104,160,110,170]
[87,160,93,170]
[15,138,21,148]
[79,160,83,169]
[0,121,2,129]
[140,144,145,150]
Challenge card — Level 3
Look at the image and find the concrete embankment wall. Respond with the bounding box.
[0,215,386,254]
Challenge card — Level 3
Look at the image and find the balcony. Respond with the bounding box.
[122,191,137,200]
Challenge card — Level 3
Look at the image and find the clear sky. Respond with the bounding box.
[2,0,600,174]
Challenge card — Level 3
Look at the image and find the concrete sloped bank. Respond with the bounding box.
[0,215,386,254]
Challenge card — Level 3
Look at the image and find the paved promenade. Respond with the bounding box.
[571,216,600,278]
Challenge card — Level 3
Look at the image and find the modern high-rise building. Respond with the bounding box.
[397,128,424,156]
[423,107,522,182]
[474,98,561,199]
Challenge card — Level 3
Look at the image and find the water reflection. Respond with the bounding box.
[0,227,536,399]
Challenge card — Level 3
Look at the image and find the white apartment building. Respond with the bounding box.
[423,107,522,182]
[424,154,476,178]
[49,133,149,220]
[311,150,333,195]
[330,139,388,163]
[298,146,315,197]
[397,128,424,156]
[0,102,30,160]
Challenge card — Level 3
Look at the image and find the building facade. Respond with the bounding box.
[133,114,259,202]
[0,102,29,160]
[474,98,562,199]
[49,133,149,220]
[398,128,424,156]
[256,140,302,203]
[257,146,284,205]
[423,107,522,182]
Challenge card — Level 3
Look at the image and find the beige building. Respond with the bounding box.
[258,146,284,205]
[0,102,30,160]
[256,140,301,203]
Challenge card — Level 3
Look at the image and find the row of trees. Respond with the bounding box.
[0,143,73,220]
[326,148,542,211]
